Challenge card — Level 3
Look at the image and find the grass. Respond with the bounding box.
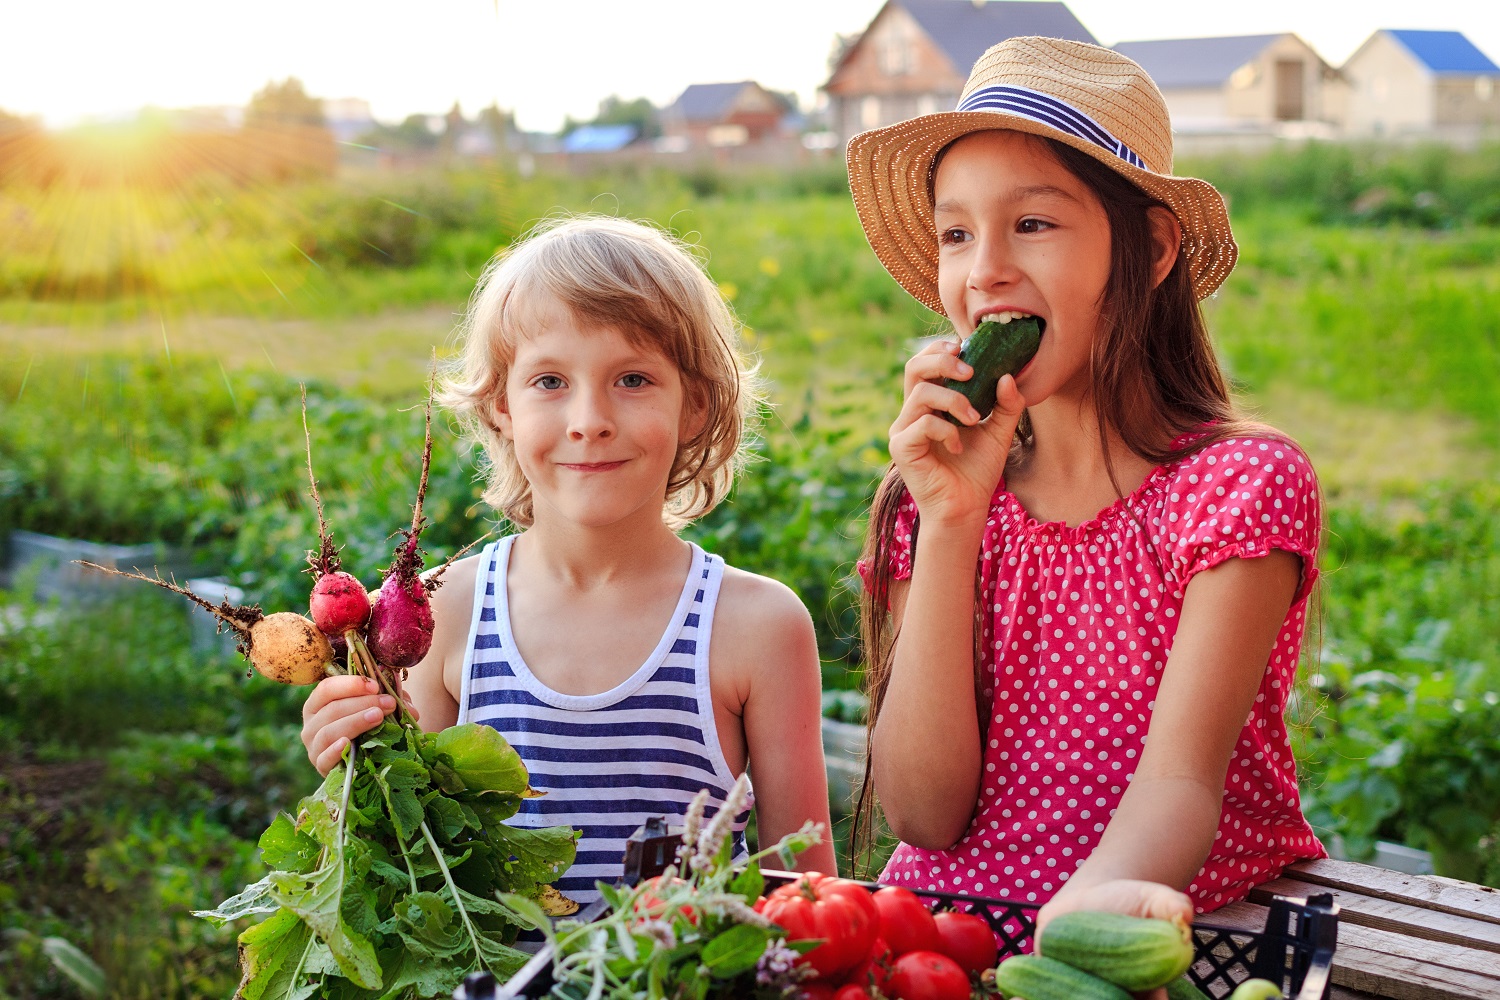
[2,149,1499,996]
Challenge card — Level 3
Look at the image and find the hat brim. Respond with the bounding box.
[846,110,1238,312]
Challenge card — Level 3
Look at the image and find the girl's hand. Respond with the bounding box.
[1035,879,1193,1000]
[890,337,1025,529]
[301,674,418,775]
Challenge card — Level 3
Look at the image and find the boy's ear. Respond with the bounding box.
[1147,206,1182,289]
[679,383,710,442]
[491,397,514,440]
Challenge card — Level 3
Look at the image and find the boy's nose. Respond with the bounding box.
[567,388,614,440]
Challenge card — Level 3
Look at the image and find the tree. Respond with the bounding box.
[564,95,660,139]
[246,78,326,129]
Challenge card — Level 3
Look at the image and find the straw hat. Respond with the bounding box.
[847,36,1237,309]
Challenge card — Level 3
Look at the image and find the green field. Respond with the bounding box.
[3,145,1499,997]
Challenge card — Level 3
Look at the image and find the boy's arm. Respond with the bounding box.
[1039,550,1302,921]
[301,554,474,773]
[716,571,838,875]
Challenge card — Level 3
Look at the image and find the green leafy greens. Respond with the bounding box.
[196,719,577,999]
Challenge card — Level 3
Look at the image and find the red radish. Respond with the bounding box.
[309,570,370,636]
[72,562,332,685]
[366,376,441,671]
[367,574,436,668]
[301,387,372,637]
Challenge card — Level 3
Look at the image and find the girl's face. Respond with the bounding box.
[496,296,694,532]
[933,130,1112,404]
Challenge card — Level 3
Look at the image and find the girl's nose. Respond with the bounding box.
[567,387,614,440]
[967,236,1020,291]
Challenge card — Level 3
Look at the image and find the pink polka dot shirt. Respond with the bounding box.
[873,434,1326,913]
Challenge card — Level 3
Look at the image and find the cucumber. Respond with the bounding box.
[1165,976,1214,1000]
[1229,979,1284,1000]
[1038,911,1194,991]
[942,315,1042,424]
[995,954,1132,1000]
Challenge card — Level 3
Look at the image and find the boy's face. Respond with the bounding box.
[932,129,1112,405]
[495,296,693,531]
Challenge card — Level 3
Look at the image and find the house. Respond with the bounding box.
[1340,30,1500,137]
[822,0,1098,147]
[1112,34,1340,134]
[660,81,790,149]
[560,123,640,154]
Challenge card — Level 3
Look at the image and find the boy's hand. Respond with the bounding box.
[301,675,417,775]
[890,337,1025,529]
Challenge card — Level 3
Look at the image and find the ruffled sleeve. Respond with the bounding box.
[1166,436,1322,605]
[856,487,920,592]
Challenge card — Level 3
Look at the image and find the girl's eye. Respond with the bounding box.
[618,373,651,389]
[535,375,564,390]
[938,228,971,246]
[1018,218,1054,234]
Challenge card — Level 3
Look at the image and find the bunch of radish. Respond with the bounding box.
[79,380,474,707]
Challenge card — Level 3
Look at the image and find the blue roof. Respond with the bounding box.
[1386,30,1499,75]
[561,123,638,153]
[900,1,1098,75]
[1113,35,1284,89]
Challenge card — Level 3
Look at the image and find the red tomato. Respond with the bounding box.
[631,874,697,925]
[761,873,878,979]
[886,950,971,1000]
[769,872,880,927]
[932,910,998,974]
[872,887,940,956]
[800,985,837,1000]
[834,986,871,1000]
[847,936,894,993]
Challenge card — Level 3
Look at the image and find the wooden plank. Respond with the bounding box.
[1327,921,1500,1000]
[1330,988,1384,1000]
[1209,901,1500,1000]
[1252,877,1500,954]
[1289,859,1500,926]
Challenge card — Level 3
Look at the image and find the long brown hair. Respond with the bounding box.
[850,134,1278,871]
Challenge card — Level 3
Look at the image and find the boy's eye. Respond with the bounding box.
[1017,218,1054,234]
[535,375,564,390]
[618,373,651,389]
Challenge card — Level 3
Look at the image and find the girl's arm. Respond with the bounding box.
[1037,550,1303,924]
[870,340,1025,849]
[717,571,837,874]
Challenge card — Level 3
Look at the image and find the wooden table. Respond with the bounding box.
[1209,858,1500,999]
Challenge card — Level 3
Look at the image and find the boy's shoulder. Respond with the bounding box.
[708,562,819,685]
[715,563,813,631]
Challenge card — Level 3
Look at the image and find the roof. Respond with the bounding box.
[560,123,638,153]
[1112,34,1285,89]
[899,0,1098,75]
[1385,30,1499,75]
[672,82,759,122]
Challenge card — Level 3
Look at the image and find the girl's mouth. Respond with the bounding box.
[977,310,1046,338]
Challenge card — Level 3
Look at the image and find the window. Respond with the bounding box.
[861,96,882,129]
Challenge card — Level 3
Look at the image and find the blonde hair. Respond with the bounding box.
[441,215,763,529]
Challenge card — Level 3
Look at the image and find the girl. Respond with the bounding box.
[301,216,837,899]
[848,36,1324,928]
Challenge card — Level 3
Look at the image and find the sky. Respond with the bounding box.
[3,0,1498,132]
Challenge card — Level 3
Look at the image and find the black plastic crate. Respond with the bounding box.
[462,823,1338,1000]
[757,873,1337,1000]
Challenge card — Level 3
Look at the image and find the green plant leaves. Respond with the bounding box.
[699,924,769,978]
[198,720,575,998]
[435,722,528,798]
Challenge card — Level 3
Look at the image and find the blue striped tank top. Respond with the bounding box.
[457,535,753,902]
